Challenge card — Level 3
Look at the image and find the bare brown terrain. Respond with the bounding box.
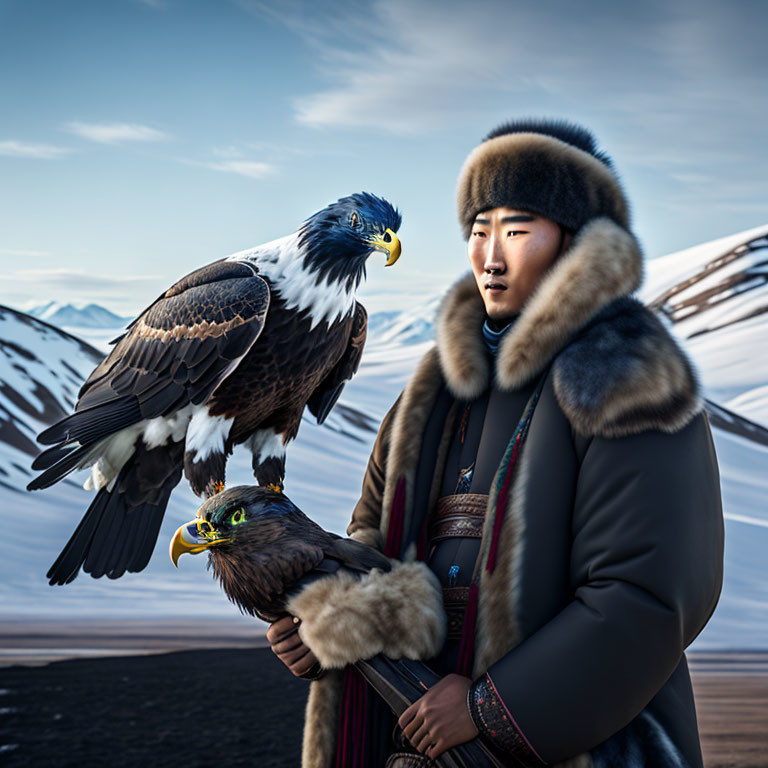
[688,652,768,768]
[0,622,765,767]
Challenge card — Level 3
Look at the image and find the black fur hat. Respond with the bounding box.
[456,118,630,238]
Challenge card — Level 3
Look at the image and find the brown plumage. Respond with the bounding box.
[26,193,401,585]
[189,486,393,622]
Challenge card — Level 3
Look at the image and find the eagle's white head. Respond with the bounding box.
[229,193,401,329]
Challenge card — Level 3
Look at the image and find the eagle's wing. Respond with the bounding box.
[306,301,367,425]
[29,260,270,489]
[327,534,392,574]
[255,539,327,597]
[221,536,327,619]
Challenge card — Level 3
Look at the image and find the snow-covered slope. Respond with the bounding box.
[1,224,767,648]
[0,307,103,491]
[367,295,441,345]
[639,223,768,425]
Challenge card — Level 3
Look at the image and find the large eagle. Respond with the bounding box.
[27,192,401,585]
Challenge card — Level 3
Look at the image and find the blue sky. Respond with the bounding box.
[1,0,766,315]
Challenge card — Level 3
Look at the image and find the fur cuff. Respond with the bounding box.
[286,561,446,669]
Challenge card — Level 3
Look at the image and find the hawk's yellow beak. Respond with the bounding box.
[170,517,231,567]
[369,228,401,267]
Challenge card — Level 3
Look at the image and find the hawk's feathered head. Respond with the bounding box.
[298,192,402,290]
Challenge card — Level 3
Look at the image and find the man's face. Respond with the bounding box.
[467,207,572,320]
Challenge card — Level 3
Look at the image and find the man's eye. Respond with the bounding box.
[507,230,527,237]
[472,231,487,238]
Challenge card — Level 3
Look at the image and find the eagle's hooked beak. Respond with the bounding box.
[369,228,401,267]
[170,517,231,567]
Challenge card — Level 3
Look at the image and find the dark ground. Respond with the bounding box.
[1,649,766,768]
[0,648,309,768]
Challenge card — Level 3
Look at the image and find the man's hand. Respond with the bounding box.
[398,673,479,759]
[266,615,320,678]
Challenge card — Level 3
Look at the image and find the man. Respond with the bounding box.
[268,119,724,768]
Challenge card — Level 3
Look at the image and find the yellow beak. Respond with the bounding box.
[169,517,231,567]
[369,228,401,267]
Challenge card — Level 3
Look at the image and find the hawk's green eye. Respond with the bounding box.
[231,508,246,526]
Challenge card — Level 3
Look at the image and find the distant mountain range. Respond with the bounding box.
[27,301,132,329]
[2,223,767,646]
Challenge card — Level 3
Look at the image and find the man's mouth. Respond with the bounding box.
[485,281,507,292]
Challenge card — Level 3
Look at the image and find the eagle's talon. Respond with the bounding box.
[265,483,283,493]
[212,480,226,495]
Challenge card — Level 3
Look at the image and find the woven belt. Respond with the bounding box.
[432,493,489,520]
[429,494,488,544]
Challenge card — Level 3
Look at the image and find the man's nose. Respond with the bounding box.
[484,234,506,273]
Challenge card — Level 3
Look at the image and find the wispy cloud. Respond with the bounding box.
[0,140,72,159]
[184,158,277,180]
[212,146,244,159]
[288,0,509,134]
[1,268,162,292]
[65,121,170,144]
[0,248,53,258]
[245,0,768,145]
[206,160,275,179]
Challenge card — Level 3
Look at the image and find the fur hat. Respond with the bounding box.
[456,118,630,239]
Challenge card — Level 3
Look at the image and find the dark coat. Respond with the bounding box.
[298,217,724,768]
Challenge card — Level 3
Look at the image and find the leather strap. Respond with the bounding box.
[428,493,489,544]
[432,493,489,520]
[430,515,485,543]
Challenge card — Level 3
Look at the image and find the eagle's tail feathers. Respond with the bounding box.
[31,441,86,472]
[37,397,141,447]
[84,487,131,578]
[47,489,111,585]
[27,443,98,491]
[105,502,147,579]
[47,442,183,585]
[91,499,151,580]
[129,503,167,574]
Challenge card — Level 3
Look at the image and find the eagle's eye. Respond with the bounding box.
[231,507,247,526]
[349,211,360,228]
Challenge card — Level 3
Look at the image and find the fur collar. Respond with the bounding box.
[434,217,702,437]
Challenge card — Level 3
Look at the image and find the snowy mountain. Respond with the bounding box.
[1,223,767,647]
[639,223,768,425]
[0,307,103,491]
[367,295,441,345]
[28,301,131,329]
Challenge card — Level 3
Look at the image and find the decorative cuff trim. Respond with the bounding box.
[468,673,548,766]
